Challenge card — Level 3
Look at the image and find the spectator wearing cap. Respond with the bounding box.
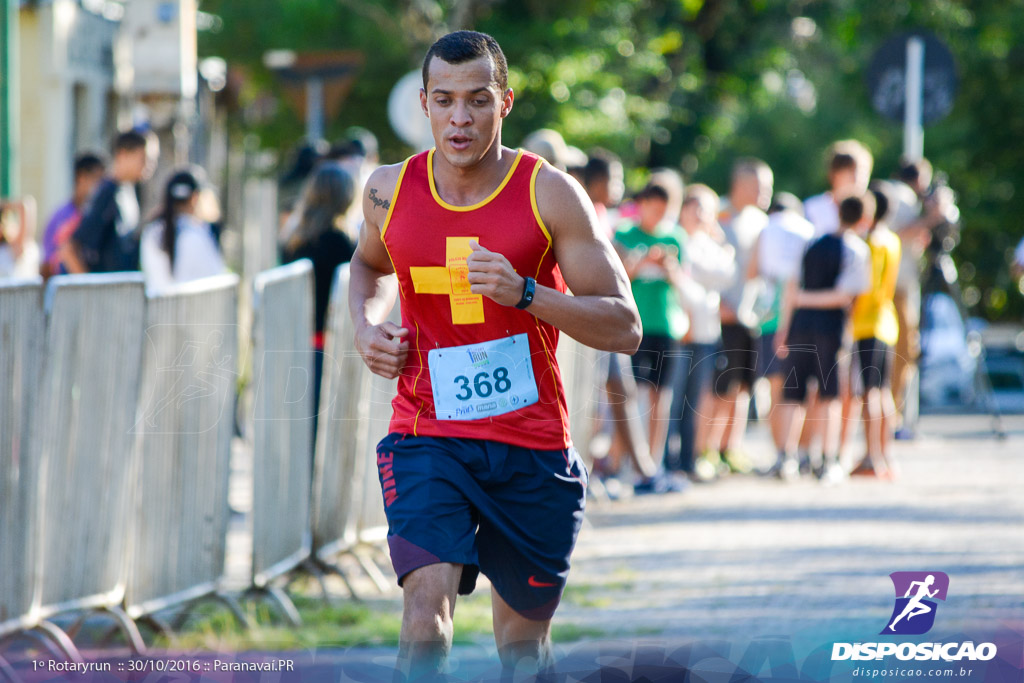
[521,128,571,171]
[140,168,227,293]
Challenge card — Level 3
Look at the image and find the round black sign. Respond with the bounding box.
[866,31,958,124]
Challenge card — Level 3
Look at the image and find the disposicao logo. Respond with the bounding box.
[883,571,949,635]
[831,572,998,662]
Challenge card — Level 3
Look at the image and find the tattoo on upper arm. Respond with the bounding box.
[368,187,390,211]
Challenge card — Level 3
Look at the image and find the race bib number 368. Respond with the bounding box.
[427,334,539,421]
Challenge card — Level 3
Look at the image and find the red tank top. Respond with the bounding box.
[381,148,571,449]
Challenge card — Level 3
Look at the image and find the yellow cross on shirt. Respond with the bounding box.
[409,236,485,325]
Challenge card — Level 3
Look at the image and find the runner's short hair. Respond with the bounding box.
[422,30,508,92]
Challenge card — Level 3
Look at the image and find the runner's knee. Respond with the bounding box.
[402,596,453,643]
[401,567,459,642]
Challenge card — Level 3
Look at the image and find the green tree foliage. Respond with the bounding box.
[199,0,1024,319]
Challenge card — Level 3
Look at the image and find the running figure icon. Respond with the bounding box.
[888,574,939,631]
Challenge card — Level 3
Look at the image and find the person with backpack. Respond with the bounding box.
[66,130,159,273]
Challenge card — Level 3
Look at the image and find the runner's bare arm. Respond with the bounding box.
[466,163,641,353]
[349,164,409,379]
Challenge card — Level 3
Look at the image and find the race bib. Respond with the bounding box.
[428,334,539,421]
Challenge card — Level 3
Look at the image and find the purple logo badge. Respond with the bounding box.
[882,571,950,635]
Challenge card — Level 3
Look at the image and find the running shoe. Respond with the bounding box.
[633,472,690,495]
[849,457,876,477]
[692,451,721,482]
[722,448,754,474]
[818,461,848,486]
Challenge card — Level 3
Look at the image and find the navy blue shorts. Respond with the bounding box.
[376,433,588,621]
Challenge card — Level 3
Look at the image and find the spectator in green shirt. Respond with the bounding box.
[614,179,688,492]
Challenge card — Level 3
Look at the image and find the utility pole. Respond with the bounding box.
[1,0,20,196]
[903,36,925,163]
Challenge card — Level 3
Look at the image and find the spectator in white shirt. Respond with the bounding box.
[666,184,736,480]
[747,192,814,471]
[141,168,226,293]
[804,140,873,238]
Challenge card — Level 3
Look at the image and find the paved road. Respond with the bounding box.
[16,415,1017,681]
[558,414,1024,641]
[221,413,1023,648]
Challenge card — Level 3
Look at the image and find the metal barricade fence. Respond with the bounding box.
[352,300,403,546]
[250,260,315,587]
[556,334,603,458]
[29,274,146,619]
[356,368,397,544]
[348,304,401,592]
[310,265,372,560]
[124,275,240,619]
[0,279,44,634]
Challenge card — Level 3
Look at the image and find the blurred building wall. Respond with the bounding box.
[17,0,202,224]
[18,0,119,221]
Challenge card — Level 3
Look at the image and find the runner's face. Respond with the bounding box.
[421,55,512,168]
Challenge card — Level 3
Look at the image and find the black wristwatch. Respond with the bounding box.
[515,276,536,309]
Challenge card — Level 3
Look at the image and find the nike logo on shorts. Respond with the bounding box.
[553,472,578,483]
[528,575,557,588]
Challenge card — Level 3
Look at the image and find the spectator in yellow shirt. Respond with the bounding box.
[850,183,902,479]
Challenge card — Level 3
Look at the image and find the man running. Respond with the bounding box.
[349,31,641,680]
[889,574,939,631]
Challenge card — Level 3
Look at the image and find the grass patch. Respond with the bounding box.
[561,580,634,608]
[153,584,613,653]
[561,584,613,608]
[155,590,503,652]
[632,626,665,637]
[153,596,406,651]
[551,623,608,641]
[452,592,495,644]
